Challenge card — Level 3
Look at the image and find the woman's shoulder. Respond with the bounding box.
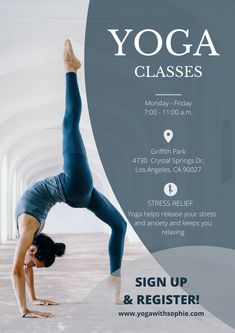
[18,214,40,236]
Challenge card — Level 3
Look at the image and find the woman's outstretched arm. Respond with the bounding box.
[25,266,59,306]
[11,216,53,318]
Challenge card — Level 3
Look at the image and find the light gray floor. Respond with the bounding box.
[1,234,234,333]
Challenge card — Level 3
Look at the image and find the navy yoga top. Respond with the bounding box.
[15,174,66,238]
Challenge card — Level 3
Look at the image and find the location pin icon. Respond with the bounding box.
[164,129,173,143]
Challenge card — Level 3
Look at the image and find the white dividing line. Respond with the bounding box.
[155,94,182,96]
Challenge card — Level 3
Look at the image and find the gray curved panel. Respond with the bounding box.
[85,0,235,327]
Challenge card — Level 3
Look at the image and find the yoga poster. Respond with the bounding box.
[0,1,235,332]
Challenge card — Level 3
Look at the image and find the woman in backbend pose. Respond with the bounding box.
[12,39,127,318]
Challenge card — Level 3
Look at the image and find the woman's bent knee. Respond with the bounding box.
[119,219,127,235]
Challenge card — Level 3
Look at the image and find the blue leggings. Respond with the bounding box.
[61,72,127,275]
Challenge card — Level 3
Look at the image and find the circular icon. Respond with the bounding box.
[164,183,178,197]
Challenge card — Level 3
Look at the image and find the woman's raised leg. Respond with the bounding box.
[63,72,87,157]
[63,39,86,158]
[61,39,93,200]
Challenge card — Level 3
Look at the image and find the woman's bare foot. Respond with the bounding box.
[108,276,124,305]
[64,39,81,73]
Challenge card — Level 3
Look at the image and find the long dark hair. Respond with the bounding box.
[32,233,66,267]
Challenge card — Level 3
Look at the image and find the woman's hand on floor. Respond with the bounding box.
[32,298,59,306]
[22,309,54,318]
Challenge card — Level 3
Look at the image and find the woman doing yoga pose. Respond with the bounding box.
[11,39,127,318]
